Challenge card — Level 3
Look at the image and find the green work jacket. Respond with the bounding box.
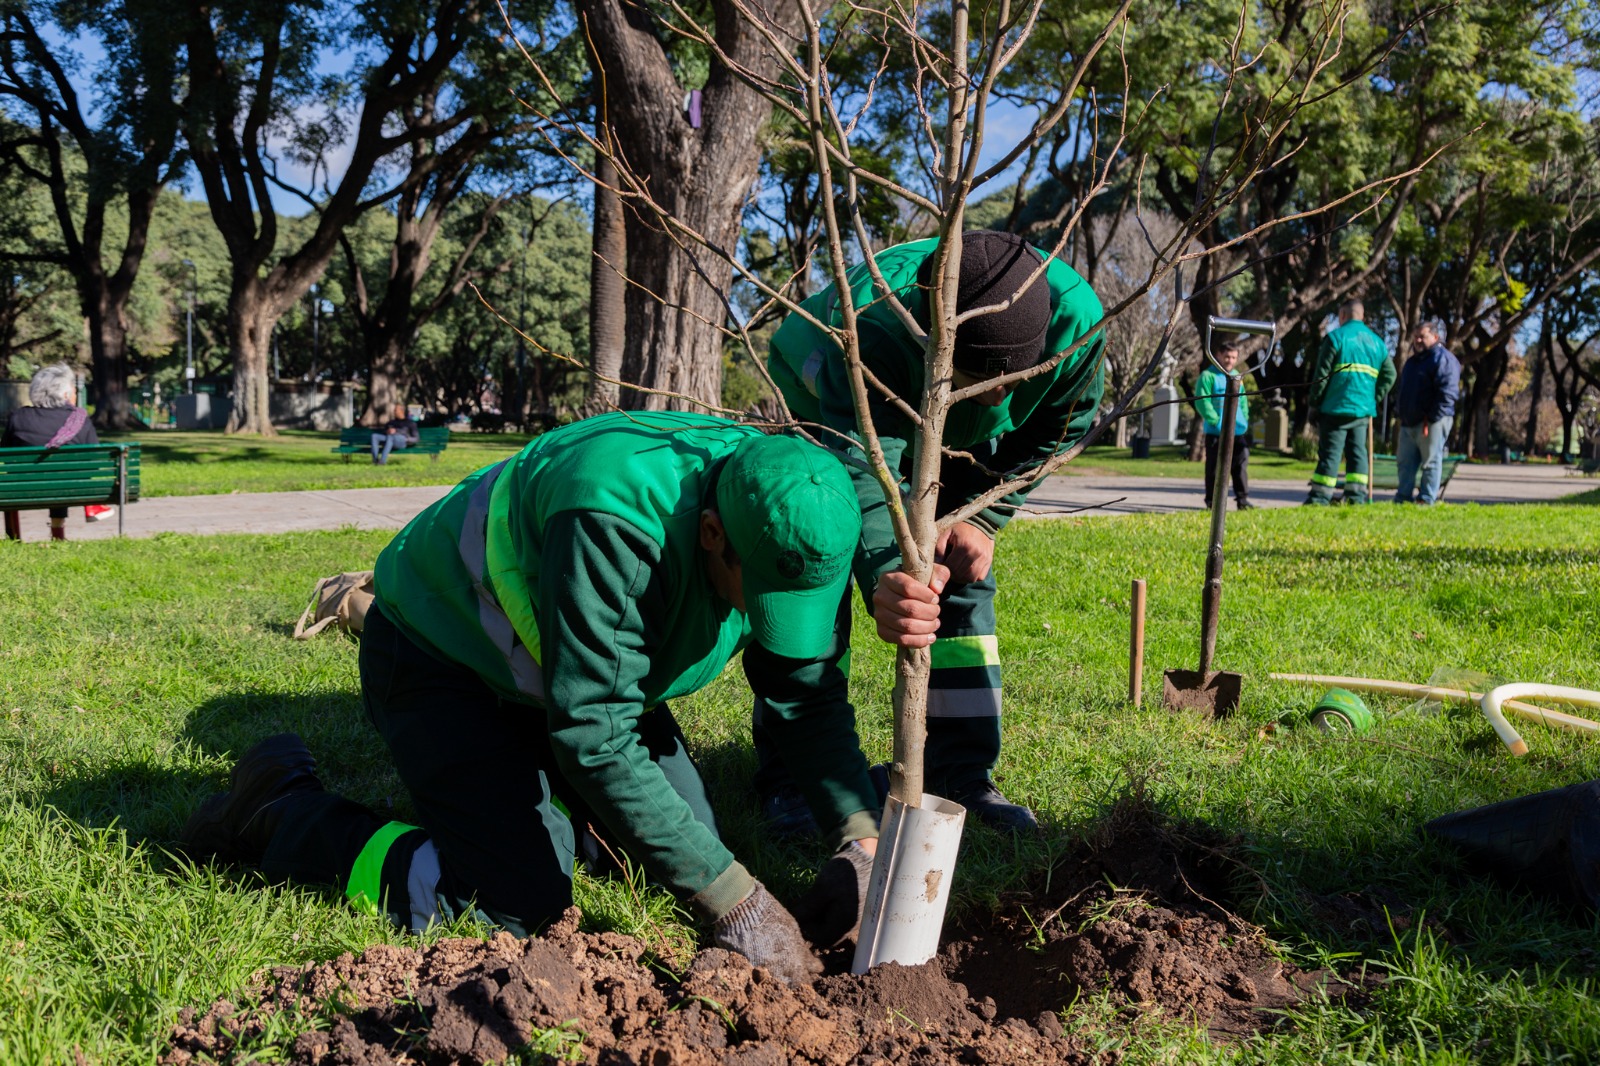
[1195,365,1250,437]
[1310,320,1396,418]
[768,237,1105,582]
[374,412,876,919]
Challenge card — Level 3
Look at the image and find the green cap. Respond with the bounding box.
[716,434,860,659]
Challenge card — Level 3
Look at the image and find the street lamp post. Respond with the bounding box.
[181,258,197,393]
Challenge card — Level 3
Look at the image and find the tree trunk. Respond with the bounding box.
[619,203,742,410]
[85,289,138,430]
[1462,347,1507,458]
[226,289,278,435]
[585,146,627,413]
[1524,318,1549,455]
[577,0,804,411]
[365,333,408,425]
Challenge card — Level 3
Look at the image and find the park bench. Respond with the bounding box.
[1352,453,1465,498]
[331,425,451,462]
[1,443,140,539]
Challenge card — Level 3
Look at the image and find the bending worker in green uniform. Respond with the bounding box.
[182,413,881,984]
[1305,299,1396,505]
[756,230,1105,834]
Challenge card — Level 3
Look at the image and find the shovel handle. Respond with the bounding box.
[1199,377,1240,676]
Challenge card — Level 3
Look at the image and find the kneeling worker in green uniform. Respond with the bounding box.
[756,230,1106,834]
[182,413,880,984]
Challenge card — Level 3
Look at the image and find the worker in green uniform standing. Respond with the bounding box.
[181,413,881,984]
[1304,299,1396,505]
[756,230,1105,834]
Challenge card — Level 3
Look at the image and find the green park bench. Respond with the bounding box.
[1,443,140,539]
[1340,453,1465,498]
[331,425,451,463]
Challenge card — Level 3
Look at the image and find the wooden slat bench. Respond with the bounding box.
[331,425,451,462]
[1346,453,1465,498]
[0,443,140,539]
[1369,453,1465,493]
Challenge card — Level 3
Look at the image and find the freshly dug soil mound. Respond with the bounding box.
[942,795,1341,1039]
[165,804,1342,1064]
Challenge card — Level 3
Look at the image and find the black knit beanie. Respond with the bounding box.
[917,230,1051,378]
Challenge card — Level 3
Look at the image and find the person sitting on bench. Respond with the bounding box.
[371,404,420,465]
[2,363,112,540]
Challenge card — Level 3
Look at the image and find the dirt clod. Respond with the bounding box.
[165,804,1346,1064]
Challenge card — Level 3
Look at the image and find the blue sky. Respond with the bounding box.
[34,18,1035,218]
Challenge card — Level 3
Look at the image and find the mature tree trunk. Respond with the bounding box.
[356,211,432,426]
[228,287,278,434]
[585,144,626,413]
[1555,359,1574,458]
[85,296,136,429]
[1460,346,1508,457]
[1524,316,1550,455]
[577,0,803,411]
[365,334,409,425]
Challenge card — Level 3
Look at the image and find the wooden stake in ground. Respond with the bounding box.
[1368,417,1376,488]
[1129,578,1146,707]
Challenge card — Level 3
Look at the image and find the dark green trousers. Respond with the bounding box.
[260,603,722,935]
[1307,415,1371,504]
[754,568,1002,799]
[756,443,1008,799]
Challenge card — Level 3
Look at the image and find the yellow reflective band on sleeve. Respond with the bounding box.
[1310,473,1338,487]
[485,468,543,665]
[1347,472,1369,485]
[930,634,1001,670]
[1334,363,1380,377]
[346,821,419,918]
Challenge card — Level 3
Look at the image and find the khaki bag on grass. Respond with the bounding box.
[293,571,376,639]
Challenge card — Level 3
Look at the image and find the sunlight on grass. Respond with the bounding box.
[104,429,531,497]
[2,503,1598,1061]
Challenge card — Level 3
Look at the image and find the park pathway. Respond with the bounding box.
[3,461,1591,542]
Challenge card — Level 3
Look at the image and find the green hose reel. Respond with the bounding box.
[1311,687,1375,734]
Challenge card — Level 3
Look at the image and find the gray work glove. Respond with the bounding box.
[792,840,876,948]
[711,881,823,985]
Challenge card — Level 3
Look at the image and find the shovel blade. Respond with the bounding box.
[1161,668,1242,717]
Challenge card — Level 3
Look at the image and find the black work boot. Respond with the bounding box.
[759,781,820,839]
[182,734,326,865]
[950,779,1040,833]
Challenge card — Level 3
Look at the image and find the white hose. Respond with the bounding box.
[1481,684,1600,758]
[1269,674,1600,755]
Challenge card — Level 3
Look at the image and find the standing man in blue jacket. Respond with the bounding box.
[1393,321,1461,504]
[1195,340,1253,511]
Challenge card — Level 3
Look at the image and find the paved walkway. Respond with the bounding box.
[1021,461,1593,517]
[4,462,1592,542]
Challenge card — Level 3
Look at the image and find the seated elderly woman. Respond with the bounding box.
[2,363,112,540]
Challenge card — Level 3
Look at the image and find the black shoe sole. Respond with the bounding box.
[181,734,322,864]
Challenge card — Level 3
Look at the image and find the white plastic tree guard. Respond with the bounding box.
[852,792,966,973]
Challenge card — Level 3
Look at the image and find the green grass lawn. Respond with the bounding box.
[1069,443,1318,479]
[102,430,1316,497]
[3,502,1600,1061]
[105,429,532,497]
